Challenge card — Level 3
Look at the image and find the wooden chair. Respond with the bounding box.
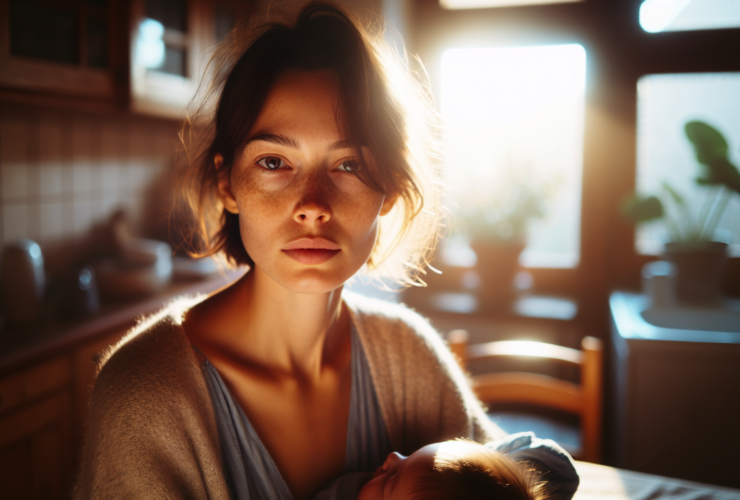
[447,330,603,463]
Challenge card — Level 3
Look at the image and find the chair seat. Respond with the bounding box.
[488,410,580,458]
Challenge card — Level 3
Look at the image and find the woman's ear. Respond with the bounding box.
[380,192,398,216]
[215,154,239,214]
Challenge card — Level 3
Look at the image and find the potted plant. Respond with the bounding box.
[455,161,555,304]
[623,121,740,303]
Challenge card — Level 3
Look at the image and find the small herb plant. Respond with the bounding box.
[622,121,740,243]
[456,160,557,243]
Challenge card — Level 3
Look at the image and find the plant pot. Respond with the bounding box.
[663,241,728,304]
[470,239,525,305]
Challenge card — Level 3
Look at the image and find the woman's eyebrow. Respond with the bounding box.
[243,134,355,152]
[244,133,299,149]
[329,139,354,151]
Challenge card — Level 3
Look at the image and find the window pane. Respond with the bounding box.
[635,73,740,255]
[441,44,586,268]
[640,0,740,33]
[441,0,582,9]
[157,46,186,76]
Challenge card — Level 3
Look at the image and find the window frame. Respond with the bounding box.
[409,0,740,307]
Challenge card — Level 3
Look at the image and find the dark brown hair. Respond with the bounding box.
[412,440,550,500]
[180,1,441,284]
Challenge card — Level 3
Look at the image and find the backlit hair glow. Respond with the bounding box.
[178,1,442,286]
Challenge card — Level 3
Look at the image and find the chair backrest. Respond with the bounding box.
[447,330,603,463]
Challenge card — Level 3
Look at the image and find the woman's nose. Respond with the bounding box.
[293,173,332,225]
[294,201,331,225]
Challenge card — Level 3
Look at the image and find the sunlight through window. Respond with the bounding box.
[636,73,740,255]
[441,44,586,268]
[441,0,582,9]
[640,0,740,33]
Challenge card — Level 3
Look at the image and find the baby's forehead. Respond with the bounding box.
[433,440,480,458]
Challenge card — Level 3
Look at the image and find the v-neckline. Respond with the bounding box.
[197,327,359,500]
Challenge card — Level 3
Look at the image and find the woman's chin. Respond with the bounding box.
[276,269,350,295]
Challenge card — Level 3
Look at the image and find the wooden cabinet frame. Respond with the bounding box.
[0,0,126,101]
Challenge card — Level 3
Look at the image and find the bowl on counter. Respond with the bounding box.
[94,239,173,299]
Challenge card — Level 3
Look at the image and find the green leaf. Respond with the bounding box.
[696,158,740,195]
[621,194,664,223]
[662,182,686,207]
[685,121,728,165]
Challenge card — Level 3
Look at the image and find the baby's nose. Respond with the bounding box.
[383,451,406,470]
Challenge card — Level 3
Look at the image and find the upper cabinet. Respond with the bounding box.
[0,0,251,118]
[0,0,125,101]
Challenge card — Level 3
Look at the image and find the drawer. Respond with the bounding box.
[0,357,71,415]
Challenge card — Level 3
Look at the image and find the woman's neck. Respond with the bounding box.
[190,266,350,381]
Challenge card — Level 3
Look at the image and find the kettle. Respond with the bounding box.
[0,239,46,324]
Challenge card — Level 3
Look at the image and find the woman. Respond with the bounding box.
[74,3,503,499]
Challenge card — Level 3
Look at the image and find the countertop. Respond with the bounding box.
[610,291,740,344]
[0,267,246,375]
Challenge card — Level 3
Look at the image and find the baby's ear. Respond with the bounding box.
[215,154,239,214]
[380,192,398,216]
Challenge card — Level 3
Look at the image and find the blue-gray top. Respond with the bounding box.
[197,326,392,500]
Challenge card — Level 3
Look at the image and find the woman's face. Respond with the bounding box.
[218,70,394,294]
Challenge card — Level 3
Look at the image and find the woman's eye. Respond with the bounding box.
[257,156,286,170]
[336,160,361,173]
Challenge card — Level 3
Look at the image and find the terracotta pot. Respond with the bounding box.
[470,239,525,305]
[663,241,728,303]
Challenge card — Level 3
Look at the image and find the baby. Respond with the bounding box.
[314,433,579,500]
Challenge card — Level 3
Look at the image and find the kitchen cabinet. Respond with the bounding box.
[610,292,740,489]
[0,333,130,499]
[0,0,252,117]
[0,270,242,498]
[0,357,73,499]
[0,0,126,102]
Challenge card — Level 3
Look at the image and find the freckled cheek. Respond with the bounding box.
[339,191,384,237]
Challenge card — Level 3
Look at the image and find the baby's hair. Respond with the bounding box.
[412,440,550,500]
[178,1,442,286]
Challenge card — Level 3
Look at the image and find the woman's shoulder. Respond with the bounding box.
[76,294,227,498]
[93,294,207,403]
[342,290,450,361]
[343,290,441,344]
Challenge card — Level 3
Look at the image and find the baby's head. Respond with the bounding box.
[358,440,548,500]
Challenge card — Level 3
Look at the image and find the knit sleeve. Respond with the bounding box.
[73,321,230,500]
[346,293,506,456]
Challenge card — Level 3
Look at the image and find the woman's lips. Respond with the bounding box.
[282,237,341,264]
[282,249,340,264]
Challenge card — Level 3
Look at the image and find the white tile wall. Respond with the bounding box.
[0,106,179,245]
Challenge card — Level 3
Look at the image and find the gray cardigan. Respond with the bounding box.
[74,291,504,499]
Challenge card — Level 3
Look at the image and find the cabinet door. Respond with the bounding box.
[0,393,72,500]
[129,0,253,117]
[0,0,123,99]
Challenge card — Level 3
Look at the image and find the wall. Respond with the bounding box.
[0,104,180,246]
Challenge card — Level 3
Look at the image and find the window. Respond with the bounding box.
[411,0,740,299]
[635,72,740,255]
[441,0,582,9]
[640,0,740,33]
[441,44,586,268]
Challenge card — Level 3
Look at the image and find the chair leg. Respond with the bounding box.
[581,336,603,463]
